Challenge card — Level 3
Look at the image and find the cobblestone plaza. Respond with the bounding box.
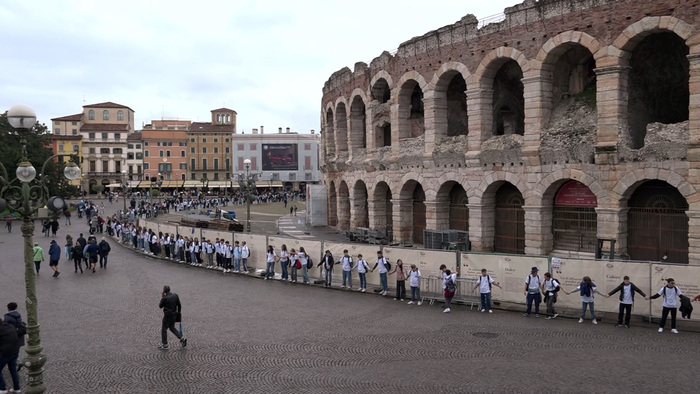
[1,216,698,394]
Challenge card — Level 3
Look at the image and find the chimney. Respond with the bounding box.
[260,126,264,134]
[286,127,291,133]
[310,129,315,134]
[252,128,258,134]
[278,127,283,134]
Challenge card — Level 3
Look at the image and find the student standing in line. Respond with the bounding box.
[298,247,310,284]
[406,264,422,305]
[474,268,502,313]
[318,250,335,288]
[388,259,407,301]
[232,241,242,273]
[279,244,289,281]
[241,241,250,273]
[339,250,354,289]
[371,251,390,296]
[563,276,605,324]
[355,254,369,293]
[523,267,541,317]
[289,248,299,283]
[605,275,646,328]
[443,269,457,313]
[265,245,277,280]
[647,278,682,334]
[541,272,560,319]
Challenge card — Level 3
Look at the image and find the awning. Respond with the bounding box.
[161,180,183,188]
[136,181,151,188]
[105,183,123,188]
[183,181,203,187]
[207,181,232,188]
[257,181,284,188]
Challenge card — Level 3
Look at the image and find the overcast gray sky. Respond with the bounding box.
[1,0,516,133]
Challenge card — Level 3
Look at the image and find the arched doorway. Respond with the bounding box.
[350,96,367,150]
[353,180,368,228]
[400,180,426,244]
[553,180,597,253]
[338,181,351,230]
[336,103,348,152]
[398,80,425,139]
[449,184,469,231]
[627,180,688,263]
[373,181,393,241]
[494,183,525,254]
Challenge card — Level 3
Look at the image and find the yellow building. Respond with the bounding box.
[185,108,236,190]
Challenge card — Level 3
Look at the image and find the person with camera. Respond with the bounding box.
[158,285,187,349]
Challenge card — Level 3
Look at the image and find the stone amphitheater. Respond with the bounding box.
[319,0,700,264]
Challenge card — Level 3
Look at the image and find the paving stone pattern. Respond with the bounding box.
[0,215,697,393]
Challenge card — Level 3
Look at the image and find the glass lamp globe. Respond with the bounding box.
[7,104,37,129]
[64,162,81,180]
[16,162,36,182]
[243,159,251,164]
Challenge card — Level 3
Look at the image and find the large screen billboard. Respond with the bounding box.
[262,143,298,171]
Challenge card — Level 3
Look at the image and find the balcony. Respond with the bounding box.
[86,172,123,177]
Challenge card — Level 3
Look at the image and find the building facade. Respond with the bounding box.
[320,0,700,264]
[233,127,321,191]
[186,108,236,189]
[141,120,189,185]
[126,132,143,183]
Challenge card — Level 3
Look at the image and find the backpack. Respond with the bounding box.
[479,275,492,290]
[382,258,391,271]
[548,278,561,293]
[445,277,456,294]
[662,286,679,296]
[306,256,313,269]
[16,321,27,337]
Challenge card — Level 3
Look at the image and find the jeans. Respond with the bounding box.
[342,270,352,287]
[74,258,83,272]
[581,301,596,320]
[0,352,20,391]
[144,241,150,254]
[380,272,388,292]
[445,295,453,309]
[281,261,289,280]
[411,286,421,302]
[618,303,632,326]
[207,253,214,266]
[660,307,677,329]
[358,272,367,289]
[395,280,406,299]
[65,246,72,259]
[161,314,182,344]
[481,292,492,311]
[266,261,275,279]
[34,260,41,274]
[545,294,556,316]
[99,255,108,268]
[233,257,240,271]
[525,292,541,315]
[324,268,333,286]
[302,265,309,283]
[290,265,298,281]
[242,258,248,272]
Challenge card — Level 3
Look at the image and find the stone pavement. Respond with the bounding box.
[0,202,698,393]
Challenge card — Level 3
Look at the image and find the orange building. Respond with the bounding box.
[141,120,190,188]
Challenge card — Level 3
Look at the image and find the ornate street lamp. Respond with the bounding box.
[0,104,81,394]
[238,158,255,233]
[121,170,128,216]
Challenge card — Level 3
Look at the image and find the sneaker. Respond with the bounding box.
[481,309,485,313]
[523,313,530,317]
[624,325,630,328]
[545,316,552,320]
[535,314,540,318]
[407,301,414,305]
[357,288,362,291]
[417,302,422,306]
[615,324,623,328]
[400,299,404,302]
[181,337,188,347]
[158,344,169,349]
[671,329,679,334]
[443,308,451,313]
[552,313,559,319]
[488,310,493,313]
[0,390,8,394]
[658,328,664,333]
[341,285,346,288]
[592,319,598,325]
[578,318,584,323]
[394,298,398,300]
[361,289,366,293]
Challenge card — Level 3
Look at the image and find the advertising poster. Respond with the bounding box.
[262,144,298,170]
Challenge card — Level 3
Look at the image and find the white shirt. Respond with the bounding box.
[341,255,353,271]
[279,250,288,262]
[573,283,599,303]
[621,284,634,305]
[543,278,559,295]
[657,286,682,308]
[376,257,388,274]
[267,251,276,263]
[443,273,457,290]
[525,275,541,293]
[241,245,249,258]
[356,259,369,273]
[407,269,421,287]
[478,275,494,294]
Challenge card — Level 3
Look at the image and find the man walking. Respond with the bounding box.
[32,242,44,275]
[48,239,61,278]
[159,285,187,349]
[98,237,111,269]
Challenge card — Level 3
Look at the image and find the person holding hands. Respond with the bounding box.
[647,278,682,333]
[563,276,605,324]
[474,269,502,313]
[604,275,646,328]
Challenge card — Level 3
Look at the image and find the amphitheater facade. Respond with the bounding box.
[320,0,700,264]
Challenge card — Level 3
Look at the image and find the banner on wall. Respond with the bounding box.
[201,229,233,244]
[383,247,457,278]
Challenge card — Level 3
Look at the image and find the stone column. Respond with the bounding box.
[686,209,700,265]
[348,113,366,162]
[368,197,385,231]
[523,205,553,255]
[424,201,449,231]
[422,90,444,160]
[390,102,402,159]
[350,193,368,228]
[391,198,413,244]
[593,65,630,164]
[466,88,493,154]
[467,203,492,252]
[688,54,700,147]
[521,76,553,166]
[337,194,351,231]
[595,206,628,256]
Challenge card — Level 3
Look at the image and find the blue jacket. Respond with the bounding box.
[48,242,61,261]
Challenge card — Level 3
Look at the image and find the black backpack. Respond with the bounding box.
[306,256,313,269]
[445,277,456,294]
[16,321,27,337]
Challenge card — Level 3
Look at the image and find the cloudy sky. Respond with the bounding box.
[1,0,516,134]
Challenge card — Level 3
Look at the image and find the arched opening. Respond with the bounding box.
[628,33,689,149]
[494,182,525,254]
[446,73,468,136]
[338,181,351,230]
[325,109,335,156]
[350,96,367,150]
[552,180,597,253]
[353,180,368,227]
[371,78,390,103]
[336,103,348,152]
[373,181,393,241]
[449,184,469,231]
[376,122,391,148]
[401,180,426,244]
[328,181,337,227]
[627,180,688,263]
[398,80,425,139]
[493,60,524,136]
[551,45,596,116]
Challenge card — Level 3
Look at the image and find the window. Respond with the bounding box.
[250,143,257,150]
[144,142,149,146]
[145,151,149,157]
[159,150,164,157]
[202,147,207,154]
[289,173,296,181]
[305,173,312,181]
[214,158,219,170]
[190,138,195,142]
[55,128,61,134]
[191,173,195,180]
[88,110,95,120]
[214,173,219,180]
[190,159,195,170]
[225,158,230,170]
[89,133,95,140]
[214,147,218,153]
[72,129,78,135]
[136,144,141,148]
[179,142,186,146]
[251,157,257,170]
[158,163,172,173]
[202,159,207,170]
[117,110,123,121]
[157,142,161,146]
[237,144,244,150]
[214,138,218,143]
[238,157,244,170]
[73,144,79,152]
[128,144,133,149]
[113,148,122,154]
[102,160,109,171]
[100,148,110,154]
[304,156,311,170]
[127,153,134,160]
[181,150,185,157]
[102,133,108,140]
[102,110,109,120]
[58,144,64,151]
[115,133,121,140]
[89,148,95,154]
[225,138,229,142]
[144,163,150,170]
[57,156,64,163]
[305,143,311,150]
[202,138,207,143]
[225,147,230,153]
[166,150,171,157]
[89,161,96,172]
[72,121,78,126]
[115,161,121,172]
[180,163,187,170]
[136,153,143,159]
[55,121,60,125]
[190,147,195,153]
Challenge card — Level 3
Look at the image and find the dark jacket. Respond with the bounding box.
[84,243,99,260]
[680,295,693,319]
[98,240,111,256]
[159,292,181,316]
[608,282,646,303]
[0,322,20,356]
[4,310,25,347]
[48,241,61,261]
[318,254,335,270]
[76,236,87,249]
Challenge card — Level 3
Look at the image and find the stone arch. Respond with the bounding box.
[352,179,369,228]
[436,180,469,232]
[335,101,349,153]
[328,180,337,227]
[371,181,394,241]
[613,16,696,54]
[429,62,471,138]
[349,91,367,151]
[338,180,351,230]
[613,168,696,203]
[370,73,393,148]
[324,107,335,157]
[370,70,394,96]
[475,172,529,205]
[535,31,603,71]
[399,179,427,244]
[535,169,607,206]
[473,47,530,87]
[396,71,428,140]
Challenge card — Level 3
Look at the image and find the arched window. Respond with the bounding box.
[117,110,124,121]
[88,110,95,120]
[103,110,109,121]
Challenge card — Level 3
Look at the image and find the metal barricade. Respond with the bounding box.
[421,275,444,306]
[455,278,481,310]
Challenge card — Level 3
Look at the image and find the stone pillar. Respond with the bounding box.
[424,201,449,231]
[523,205,553,255]
[350,193,368,228]
[337,194,351,230]
[466,88,493,153]
[521,76,553,166]
[422,90,444,160]
[593,65,630,164]
[348,114,366,161]
[368,197,385,231]
[334,115,349,158]
[595,206,628,255]
[390,102,402,159]
[688,54,700,147]
[391,198,413,244]
[467,203,493,252]
[686,209,700,265]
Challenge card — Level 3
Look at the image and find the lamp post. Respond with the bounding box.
[238,158,255,233]
[121,170,128,215]
[0,104,81,394]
